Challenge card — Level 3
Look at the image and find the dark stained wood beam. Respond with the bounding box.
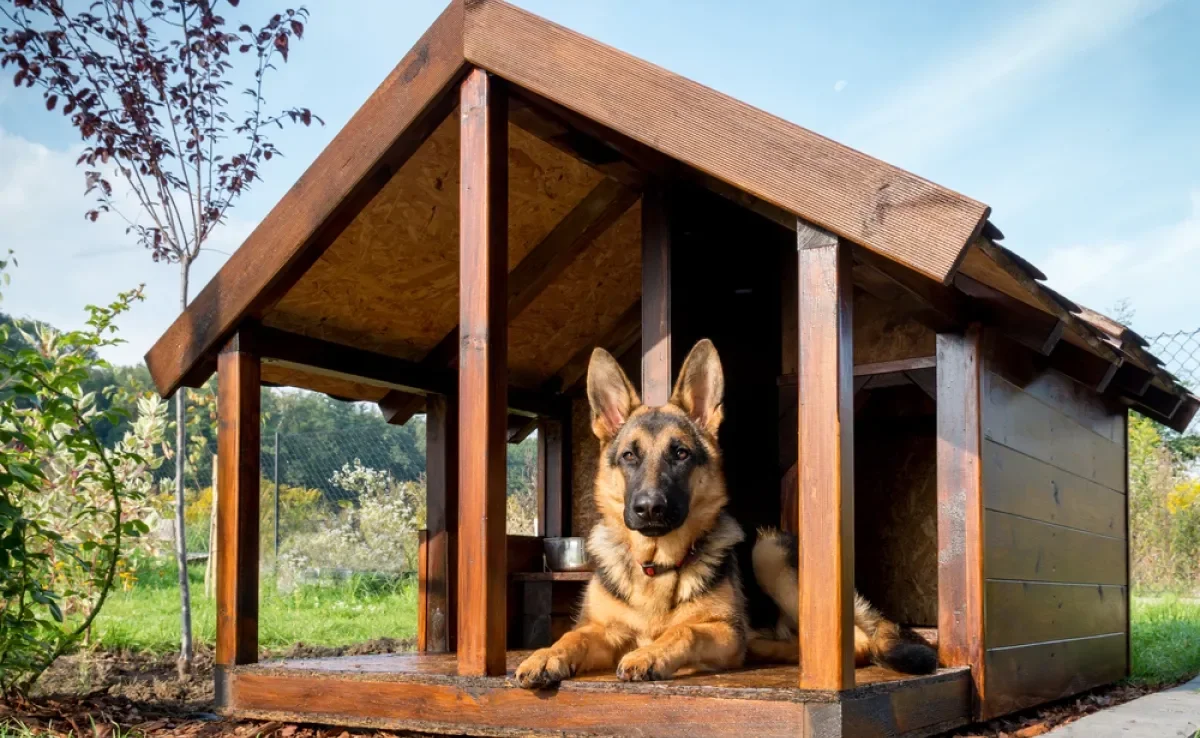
[641,179,673,406]
[794,220,855,690]
[537,416,569,537]
[146,6,468,396]
[423,393,458,653]
[380,176,640,424]
[936,325,986,704]
[456,68,508,678]
[251,325,565,417]
[507,414,538,444]
[254,325,454,396]
[853,356,936,376]
[954,275,1064,356]
[1049,340,1122,394]
[216,334,261,670]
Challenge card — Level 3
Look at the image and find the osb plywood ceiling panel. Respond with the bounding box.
[264,112,605,361]
[508,202,642,388]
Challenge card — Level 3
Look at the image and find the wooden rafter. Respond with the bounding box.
[379,175,640,424]
[955,275,1064,356]
[249,325,562,417]
[146,3,468,396]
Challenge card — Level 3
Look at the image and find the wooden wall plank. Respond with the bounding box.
[983,372,1125,491]
[983,441,1126,537]
[985,582,1126,648]
[462,0,990,283]
[985,511,1126,585]
[935,327,986,704]
[425,393,458,653]
[983,634,1127,719]
[1018,369,1126,446]
[146,4,467,396]
[641,179,672,406]
[216,339,261,668]
[795,222,855,690]
[457,68,509,677]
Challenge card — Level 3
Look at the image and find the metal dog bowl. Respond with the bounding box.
[543,537,591,572]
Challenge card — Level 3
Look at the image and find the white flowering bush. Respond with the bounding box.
[0,270,167,696]
[278,459,425,586]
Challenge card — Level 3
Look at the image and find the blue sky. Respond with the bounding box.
[1,0,1198,366]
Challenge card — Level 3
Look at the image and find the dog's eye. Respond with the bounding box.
[674,447,691,461]
[621,450,637,463]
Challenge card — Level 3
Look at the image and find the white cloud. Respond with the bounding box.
[1040,191,1200,334]
[848,0,1170,168]
[833,80,848,93]
[0,127,247,366]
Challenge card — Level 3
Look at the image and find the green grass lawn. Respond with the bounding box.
[1130,595,1200,687]
[92,560,417,653]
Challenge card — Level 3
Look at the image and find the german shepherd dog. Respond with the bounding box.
[514,339,935,688]
[515,339,746,687]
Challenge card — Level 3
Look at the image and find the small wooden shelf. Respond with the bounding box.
[511,571,593,582]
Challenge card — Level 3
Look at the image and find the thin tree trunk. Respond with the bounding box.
[175,260,194,676]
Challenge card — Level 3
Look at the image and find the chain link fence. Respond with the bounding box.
[160,415,538,586]
[1148,328,1200,390]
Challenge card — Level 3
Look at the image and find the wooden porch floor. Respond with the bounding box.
[222,650,972,738]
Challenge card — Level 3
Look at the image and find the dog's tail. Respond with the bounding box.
[751,528,937,675]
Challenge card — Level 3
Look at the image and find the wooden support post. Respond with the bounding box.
[216,334,261,670]
[641,179,672,406]
[425,393,458,653]
[537,417,569,537]
[795,222,855,691]
[457,68,508,677]
[936,325,986,709]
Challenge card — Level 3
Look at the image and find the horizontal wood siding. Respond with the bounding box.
[979,363,1128,718]
[985,512,1125,585]
[983,441,1125,537]
[983,373,1124,490]
[983,635,1127,717]
[985,582,1126,648]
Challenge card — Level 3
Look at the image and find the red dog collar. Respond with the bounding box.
[641,546,699,577]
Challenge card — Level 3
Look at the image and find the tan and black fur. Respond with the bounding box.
[748,528,937,674]
[516,339,748,688]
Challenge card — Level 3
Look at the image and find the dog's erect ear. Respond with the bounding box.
[587,348,641,442]
[670,339,724,435]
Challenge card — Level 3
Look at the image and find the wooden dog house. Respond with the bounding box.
[145,2,1198,735]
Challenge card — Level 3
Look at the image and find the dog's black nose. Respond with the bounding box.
[631,493,667,523]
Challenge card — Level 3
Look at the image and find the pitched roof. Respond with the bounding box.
[143,0,1196,430]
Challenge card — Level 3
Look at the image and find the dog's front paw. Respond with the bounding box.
[616,648,670,682]
[515,648,573,689]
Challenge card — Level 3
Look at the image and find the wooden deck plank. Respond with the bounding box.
[227,653,970,738]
